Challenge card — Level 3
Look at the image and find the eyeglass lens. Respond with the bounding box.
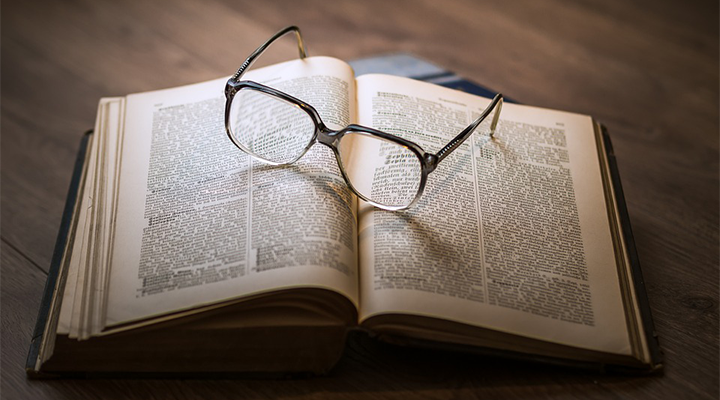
[337,132,422,208]
[228,88,316,165]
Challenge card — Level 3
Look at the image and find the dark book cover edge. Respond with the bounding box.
[600,126,664,370]
[26,131,93,377]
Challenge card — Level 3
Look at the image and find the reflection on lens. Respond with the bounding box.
[337,132,422,209]
[228,88,315,164]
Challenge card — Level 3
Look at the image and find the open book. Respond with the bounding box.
[27,55,661,377]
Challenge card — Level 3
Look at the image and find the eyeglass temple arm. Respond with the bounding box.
[434,94,503,164]
[230,26,308,83]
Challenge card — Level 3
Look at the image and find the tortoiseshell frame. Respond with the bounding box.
[224,26,503,211]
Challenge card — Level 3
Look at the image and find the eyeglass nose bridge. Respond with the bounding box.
[315,125,343,148]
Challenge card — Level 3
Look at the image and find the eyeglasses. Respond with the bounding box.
[224,26,503,210]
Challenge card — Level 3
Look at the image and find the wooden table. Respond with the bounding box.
[2,0,717,398]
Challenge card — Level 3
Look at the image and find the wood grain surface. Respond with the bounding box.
[2,0,717,399]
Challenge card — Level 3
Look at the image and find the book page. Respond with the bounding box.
[104,57,359,326]
[355,74,631,355]
[57,98,124,339]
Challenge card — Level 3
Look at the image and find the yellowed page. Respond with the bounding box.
[56,100,108,336]
[57,98,125,339]
[104,57,359,326]
[67,99,110,338]
[355,74,631,356]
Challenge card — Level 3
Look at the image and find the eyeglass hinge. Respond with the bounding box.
[224,83,237,99]
[424,153,439,173]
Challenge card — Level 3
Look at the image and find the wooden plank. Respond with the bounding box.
[1,241,46,399]
[0,0,298,271]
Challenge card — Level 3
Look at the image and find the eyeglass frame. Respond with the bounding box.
[224,25,503,211]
